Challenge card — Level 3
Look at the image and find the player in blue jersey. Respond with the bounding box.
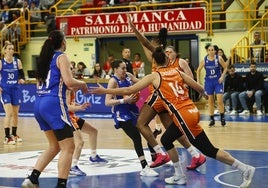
[197,44,228,127]
[0,41,25,145]
[21,30,89,188]
[105,59,158,177]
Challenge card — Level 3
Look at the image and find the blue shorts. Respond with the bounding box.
[205,78,224,95]
[1,87,21,105]
[34,96,72,131]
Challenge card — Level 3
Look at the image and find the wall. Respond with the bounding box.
[20,37,96,77]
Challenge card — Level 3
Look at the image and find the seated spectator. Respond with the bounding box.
[92,63,106,79]
[103,54,114,76]
[239,62,265,115]
[39,0,55,10]
[132,52,144,78]
[223,65,244,115]
[76,61,91,78]
[1,2,13,24]
[29,1,41,22]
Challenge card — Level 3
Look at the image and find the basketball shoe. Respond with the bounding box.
[186,154,206,170]
[150,153,170,168]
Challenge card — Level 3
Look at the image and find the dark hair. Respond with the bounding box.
[37,30,65,82]
[158,28,167,49]
[112,59,124,70]
[205,43,211,50]
[152,47,166,66]
[77,61,87,69]
[228,64,235,69]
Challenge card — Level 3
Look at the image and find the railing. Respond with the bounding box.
[231,10,268,64]
[0,8,27,55]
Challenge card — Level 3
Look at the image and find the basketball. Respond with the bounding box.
[123,92,140,104]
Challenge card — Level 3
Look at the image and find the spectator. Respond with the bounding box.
[0,21,8,41]
[217,48,228,62]
[249,31,266,63]
[1,2,13,24]
[29,1,41,22]
[92,63,106,79]
[132,52,144,78]
[103,54,114,76]
[227,48,244,65]
[223,65,244,115]
[239,62,265,115]
[76,61,90,78]
[39,0,54,10]
[122,47,133,74]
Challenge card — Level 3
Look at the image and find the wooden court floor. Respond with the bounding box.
[0,112,268,187]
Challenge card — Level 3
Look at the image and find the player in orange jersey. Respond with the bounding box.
[90,47,255,187]
[127,15,205,169]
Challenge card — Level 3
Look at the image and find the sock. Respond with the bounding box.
[173,161,185,177]
[210,115,214,121]
[187,146,200,158]
[4,128,10,138]
[155,123,162,130]
[91,150,97,158]
[220,113,225,119]
[29,169,41,184]
[56,178,67,188]
[232,159,247,173]
[140,159,148,169]
[12,126,17,136]
[72,159,78,167]
[153,145,165,155]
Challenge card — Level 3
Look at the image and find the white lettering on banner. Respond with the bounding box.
[71,21,202,35]
[76,90,102,104]
[85,11,187,26]
[57,8,206,36]
[22,89,35,103]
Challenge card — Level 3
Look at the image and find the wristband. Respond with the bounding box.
[119,99,124,104]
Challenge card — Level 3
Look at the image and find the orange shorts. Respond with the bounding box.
[171,104,203,138]
[145,92,166,113]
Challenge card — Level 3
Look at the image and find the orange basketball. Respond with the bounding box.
[123,92,140,104]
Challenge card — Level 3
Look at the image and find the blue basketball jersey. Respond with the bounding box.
[36,51,67,98]
[111,75,139,129]
[35,51,71,131]
[0,57,19,89]
[204,55,222,80]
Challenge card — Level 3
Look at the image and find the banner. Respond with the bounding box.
[56,8,206,37]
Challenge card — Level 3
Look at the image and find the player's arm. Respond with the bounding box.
[196,59,204,84]
[179,58,194,79]
[93,73,158,96]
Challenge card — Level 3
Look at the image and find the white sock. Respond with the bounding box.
[72,159,78,167]
[153,145,165,155]
[91,150,97,158]
[173,161,185,177]
[155,124,162,130]
[187,146,200,158]
[232,159,247,172]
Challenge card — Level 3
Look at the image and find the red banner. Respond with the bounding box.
[56,8,206,37]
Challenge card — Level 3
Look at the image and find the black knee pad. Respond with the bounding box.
[191,131,219,159]
[54,124,73,141]
[161,132,174,151]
